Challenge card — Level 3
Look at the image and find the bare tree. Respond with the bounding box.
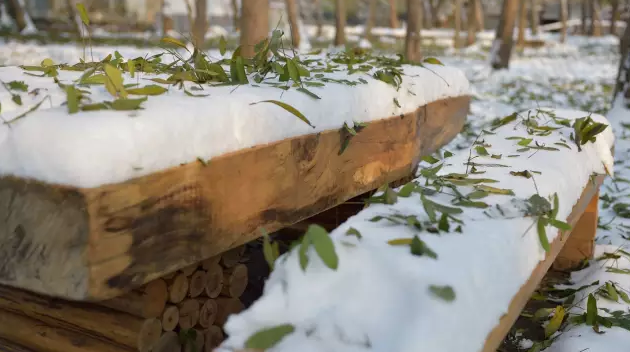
[517,0,527,48]
[191,0,208,48]
[581,0,588,34]
[314,0,324,36]
[591,0,602,36]
[365,0,378,41]
[241,0,269,58]
[335,0,346,46]
[466,0,478,45]
[530,0,539,35]
[7,0,32,32]
[491,0,518,70]
[405,0,423,61]
[613,18,630,105]
[231,0,239,32]
[286,0,301,47]
[428,0,444,27]
[610,0,619,35]
[560,0,568,42]
[453,0,462,48]
[389,0,400,27]
[474,0,484,30]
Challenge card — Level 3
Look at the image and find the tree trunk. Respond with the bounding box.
[404,0,423,61]
[613,18,630,105]
[7,0,28,31]
[389,0,400,27]
[474,0,484,30]
[466,0,478,45]
[285,0,301,48]
[560,0,568,42]
[591,0,601,36]
[231,0,239,32]
[334,0,346,46]
[365,0,378,41]
[429,0,444,27]
[241,0,269,58]
[530,0,539,35]
[453,0,462,48]
[581,0,588,34]
[491,0,518,70]
[315,0,324,36]
[517,0,527,48]
[610,0,619,35]
[192,0,208,48]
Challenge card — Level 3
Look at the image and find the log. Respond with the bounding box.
[0,308,134,352]
[0,285,158,351]
[204,264,224,299]
[189,270,207,298]
[153,331,181,352]
[181,264,199,277]
[168,273,189,304]
[99,279,168,319]
[178,299,201,330]
[161,305,179,332]
[220,246,244,268]
[220,264,248,298]
[201,256,221,270]
[198,299,218,328]
[183,329,204,352]
[137,319,163,352]
[215,298,244,326]
[0,338,35,352]
[203,326,224,352]
[0,96,470,300]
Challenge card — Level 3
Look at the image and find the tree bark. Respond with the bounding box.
[466,0,478,45]
[581,0,588,34]
[491,0,518,70]
[192,0,208,48]
[365,0,378,41]
[231,0,239,32]
[389,0,400,27]
[591,0,602,36]
[404,0,423,61]
[285,0,301,48]
[453,0,462,48]
[7,0,28,31]
[474,0,484,30]
[314,0,324,36]
[610,0,619,35]
[334,0,346,46]
[517,0,527,48]
[241,0,269,58]
[530,0,539,35]
[560,0,568,42]
[429,0,444,27]
[613,18,630,105]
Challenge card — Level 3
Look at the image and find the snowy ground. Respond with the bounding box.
[0,32,627,351]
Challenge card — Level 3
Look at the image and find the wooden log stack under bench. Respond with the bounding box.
[0,96,470,301]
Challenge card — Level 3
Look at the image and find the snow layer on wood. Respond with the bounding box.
[217,109,614,352]
[0,57,468,188]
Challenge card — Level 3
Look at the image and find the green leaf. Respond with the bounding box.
[298,234,310,271]
[161,37,188,49]
[397,182,416,197]
[475,185,514,196]
[606,282,619,302]
[296,87,321,99]
[126,85,168,96]
[467,190,489,199]
[429,285,456,301]
[250,100,314,128]
[548,218,571,231]
[388,238,413,246]
[410,235,437,259]
[219,36,227,56]
[537,218,550,252]
[544,306,565,338]
[7,80,28,92]
[76,3,90,26]
[619,288,630,304]
[109,97,147,111]
[518,138,533,146]
[475,145,489,156]
[393,97,401,107]
[41,58,55,67]
[104,63,126,98]
[438,213,450,232]
[586,293,598,326]
[127,59,135,78]
[11,94,22,106]
[422,155,440,164]
[66,85,79,114]
[306,225,338,270]
[262,230,277,270]
[606,268,630,274]
[345,227,362,239]
[551,193,560,219]
[423,57,444,65]
[245,324,295,349]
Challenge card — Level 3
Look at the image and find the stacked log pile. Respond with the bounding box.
[0,246,248,352]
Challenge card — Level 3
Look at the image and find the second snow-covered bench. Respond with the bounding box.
[217,108,614,352]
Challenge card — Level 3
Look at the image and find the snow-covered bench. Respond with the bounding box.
[216,109,614,352]
[0,54,470,301]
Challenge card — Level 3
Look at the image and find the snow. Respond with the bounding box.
[217,107,614,352]
[0,56,469,188]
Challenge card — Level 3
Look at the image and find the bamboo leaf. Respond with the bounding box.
[262,230,277,270]
[109,97,147,111]
[250,100,314,128]
[126,85,168,96]
[538,218,550,252]
[306,225,338,270]
[410,235,437,259]
[245,324,295,349]
[388,238,413,246]
[586,294,597,326]
[345,227,362,239]
[397,182,416,197]
[606,282,619,302]
[66,85,79,114]
[428,285,456,302]
[548,218,571,231]
[161,37,188,49]
[76,3,90,26]
[296,87,321,100]
[219,36,227,56]
[423,57,444,65]
[298,235,310,271]
[475,185,514,196]
[544,306,565,338]
[475,146,489,156]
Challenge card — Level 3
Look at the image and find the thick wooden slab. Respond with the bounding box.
[0,96,470,301]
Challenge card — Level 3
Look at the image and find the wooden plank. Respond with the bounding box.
[481,175,605,352]
[0,96,469,301]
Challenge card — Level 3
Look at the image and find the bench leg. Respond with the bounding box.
[552,190,599,271]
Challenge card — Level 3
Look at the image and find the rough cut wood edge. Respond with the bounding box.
[0,96,470,301]
[481,175,605,352]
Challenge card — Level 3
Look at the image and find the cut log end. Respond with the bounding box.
[137,318,163,352]
[178,299,201,330]
[143,279,169,318]
[220,246,245,268]
[183,329,205,352]
[221,264,248,298]
[215,298,244,326]
[198,299,218,328]
[201,256,221,270]
[169,273,189,304]
[203,326,224,352]
[189,270,207,298]
[153,331,181,352]
[161,305,180,332]
[204,264,224,299]
[181,264,199,277]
